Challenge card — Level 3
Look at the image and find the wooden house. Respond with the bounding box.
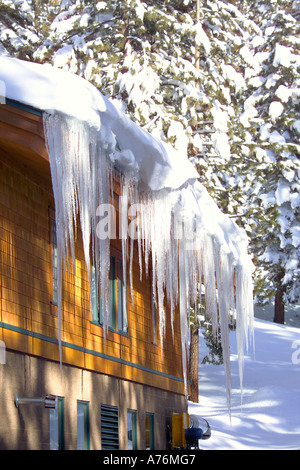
[0,99,189,450]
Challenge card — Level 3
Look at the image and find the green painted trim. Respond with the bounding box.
[90,320,129,338]
[0,321,185,384]
[0,321,58,344]
[5,98,43,117]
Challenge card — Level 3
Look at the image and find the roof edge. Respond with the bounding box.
[5,98,43,117]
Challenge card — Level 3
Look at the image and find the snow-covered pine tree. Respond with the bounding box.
[240,0,300,322]
[190,0,262,217]
[190,0,299,324]
[0,0,58,58]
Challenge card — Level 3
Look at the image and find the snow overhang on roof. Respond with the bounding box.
[0,56,254,409]
[0,56,198,192]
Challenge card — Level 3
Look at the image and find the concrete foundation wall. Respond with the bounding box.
[0,350,187,450]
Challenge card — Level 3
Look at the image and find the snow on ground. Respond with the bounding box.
[188,316,300,450]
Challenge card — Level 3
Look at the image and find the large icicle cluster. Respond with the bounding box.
[0,56,254,410]
[43,110,254,409]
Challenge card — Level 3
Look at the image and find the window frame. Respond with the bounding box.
[49,396,64,450]
[92,246,128,335]
[77,400,90,450]
[127,409,138,450]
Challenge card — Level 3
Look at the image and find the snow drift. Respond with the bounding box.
[189,318,300,450]
[0,56,254,407]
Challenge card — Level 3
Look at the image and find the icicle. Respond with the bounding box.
[44,112,76,376]
[235,262,255,402]
[215,249,234,418]
[202,236,219,337]
[43,107,254,415]
[90,126,113,340]
[44,111,114,361]
[178,237,189,398]
[120,175,130,307]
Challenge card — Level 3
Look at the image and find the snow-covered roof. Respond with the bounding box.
[0,56,198,192]
[0,56,249,262]
[0,56,254,409]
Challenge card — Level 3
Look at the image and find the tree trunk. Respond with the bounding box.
[189,326,199,403]
[274,287,285,324]
[273,268,285,324]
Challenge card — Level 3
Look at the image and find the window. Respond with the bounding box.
[100,404,119,450]
[145,413,155,450]
[127,410,137,450]
[49,207,58,306]
[92,249,127,334]
[77,401,90,450]
[50,397,64,450]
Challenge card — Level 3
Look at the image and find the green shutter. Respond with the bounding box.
[109,256,117,330]
[145,413,154,450]
[92,264,102,325]
[117,258,127,333]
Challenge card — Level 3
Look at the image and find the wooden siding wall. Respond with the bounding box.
[0,105,185,396]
